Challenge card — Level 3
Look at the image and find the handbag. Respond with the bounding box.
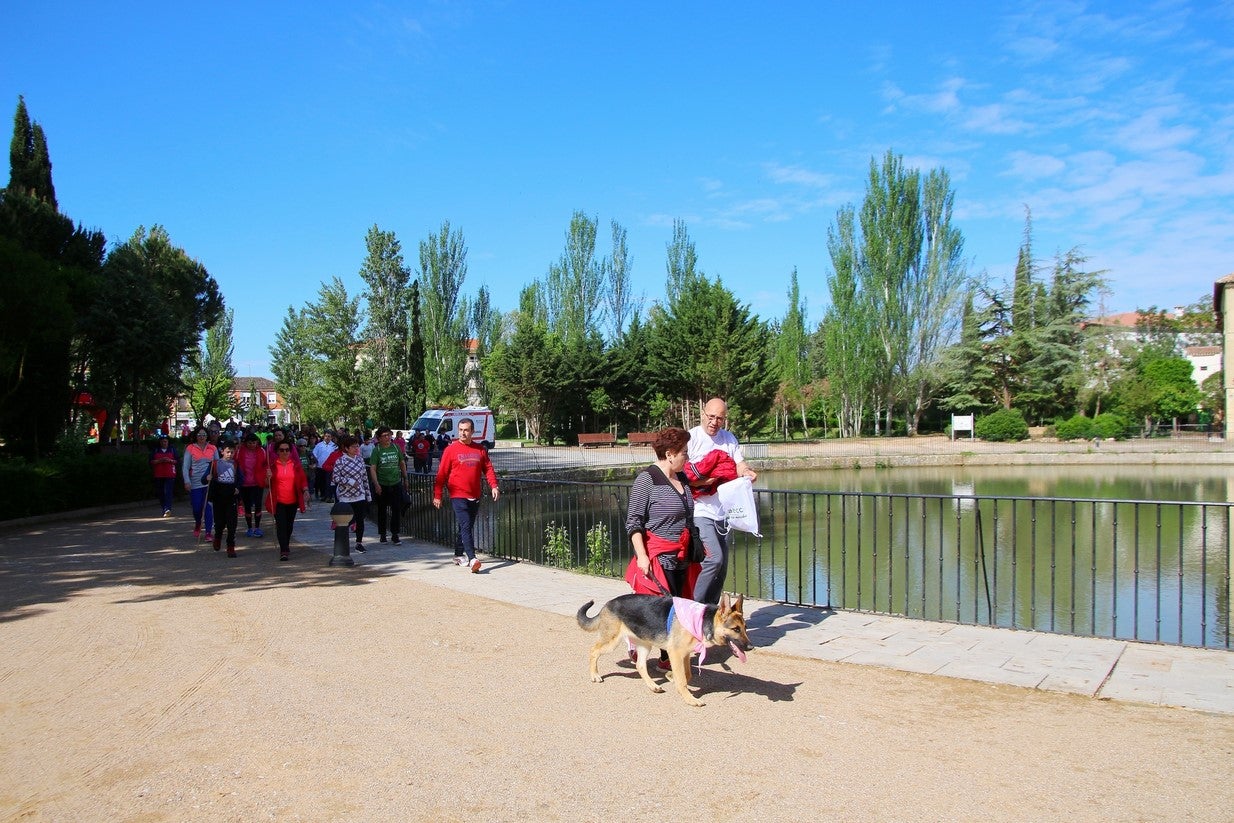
[686,523,707,564]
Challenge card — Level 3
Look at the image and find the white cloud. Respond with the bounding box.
[764,162,833,189]
[1005,151,1066,179]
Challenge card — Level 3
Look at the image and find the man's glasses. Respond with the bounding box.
[704,414,726,423]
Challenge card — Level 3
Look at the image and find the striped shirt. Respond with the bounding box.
[626,464,694,540]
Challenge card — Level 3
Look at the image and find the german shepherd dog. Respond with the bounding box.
[576,592,751,707]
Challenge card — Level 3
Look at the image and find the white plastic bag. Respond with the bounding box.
[716,476,761,537]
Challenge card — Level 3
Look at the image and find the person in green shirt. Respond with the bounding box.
[367,426,408,544]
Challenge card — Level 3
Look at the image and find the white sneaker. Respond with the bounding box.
[469,557,482,573]
[454,556,466,566]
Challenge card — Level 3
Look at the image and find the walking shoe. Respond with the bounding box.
[205,531,213,541]
[469,557,482,574]
[657,659,672,672]
[279,552,289,561]
[163,509,171,517]
[226,548,237,558]
[391,535,401,545]
[193,527,201,539]
[212,539,221,552]
[245,528,254,538]
[354,541,366,553]
[379,534,387,543]
[453,555,466,566]
[253,528,263,538]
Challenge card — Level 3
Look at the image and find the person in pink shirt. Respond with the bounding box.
[236,432,269,538]
[432,418,499,573]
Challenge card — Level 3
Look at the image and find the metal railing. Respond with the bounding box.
[401,474,1233,650]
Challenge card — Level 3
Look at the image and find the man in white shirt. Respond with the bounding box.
[312,431,339,502]
[687,397,758,604]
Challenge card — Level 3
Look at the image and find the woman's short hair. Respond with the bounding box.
[653,427,689,459]
[338,435,358,450]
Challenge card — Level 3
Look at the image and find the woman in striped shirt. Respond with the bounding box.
[624,427,696,600]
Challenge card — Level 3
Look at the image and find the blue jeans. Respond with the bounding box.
[450,497,480,560]
[156,478,174,512]
[189,486,214,533]
[692,517,728,605]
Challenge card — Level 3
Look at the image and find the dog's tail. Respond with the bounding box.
[575,600,600,631]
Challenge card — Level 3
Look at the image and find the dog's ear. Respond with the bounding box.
[718,592,731,612]
[732,593,744,613]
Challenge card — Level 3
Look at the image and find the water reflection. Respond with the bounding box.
[765,464,1234,503]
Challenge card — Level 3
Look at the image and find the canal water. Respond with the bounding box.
[762,463,1234,503]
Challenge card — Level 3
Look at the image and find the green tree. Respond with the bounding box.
[664,218,699,305]
[7,96,56,207]
[603,219,641,340]
[356,225,413,427]
[300,277,362,427]
[462,283,501,406]
[773,269,810,438]
[183,308,237,426]
[406,280,426,418]
[270,306,313,424]
[646,263,775,435]
[0,96,105,456]
[87,225,223,439]
[902,168,968,433]
[418,221,468,403]
[820,205,875,436]
[546,210,604,344]
[487,285,563,442]
[1018,249,1107,422]
[859,150,921,434]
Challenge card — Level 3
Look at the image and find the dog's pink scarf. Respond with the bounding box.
[668,597,709,670]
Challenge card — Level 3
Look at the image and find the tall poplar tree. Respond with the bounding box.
[773,269,810,437]
[183,308,237,426]
[417,221,468,403]
[270,306,313,424]
[356,225,413,427]
[604,219,641,340]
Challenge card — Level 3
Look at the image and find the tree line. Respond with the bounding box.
[2,95,1216,458]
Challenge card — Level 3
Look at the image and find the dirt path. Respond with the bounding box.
[2,510,1233,822]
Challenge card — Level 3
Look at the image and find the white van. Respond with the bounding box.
[410,406,496,450]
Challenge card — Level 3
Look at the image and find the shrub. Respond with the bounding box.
[0,452,152,521]
[975,408,1029,442]
[1054,414,1095,441]
[1092,413,1129,440]
[543,521,572,567]
[584,522,611,575]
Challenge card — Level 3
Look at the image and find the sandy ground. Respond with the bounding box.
[2,509,1234,822]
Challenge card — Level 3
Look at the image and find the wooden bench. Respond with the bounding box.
[627,432,657,446]
[577,432,617,448]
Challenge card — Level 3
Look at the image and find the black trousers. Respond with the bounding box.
[376,483,402,538]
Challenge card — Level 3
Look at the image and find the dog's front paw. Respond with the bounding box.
[590,674,603,683]
[648,684,664,693]
[684,697,705,707]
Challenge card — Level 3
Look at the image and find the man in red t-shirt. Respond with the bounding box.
[433,418,499,573]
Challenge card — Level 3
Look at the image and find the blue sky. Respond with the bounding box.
[3,1,1232,377]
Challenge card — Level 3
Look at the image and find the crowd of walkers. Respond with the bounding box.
[149,398,755,650]
[150,420,462,563]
